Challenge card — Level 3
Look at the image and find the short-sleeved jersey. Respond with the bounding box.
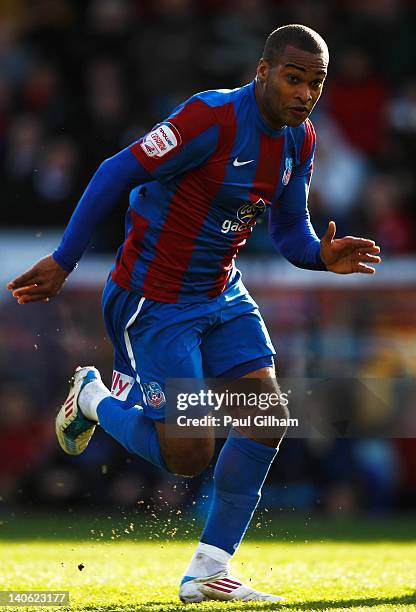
[111,80,316,303]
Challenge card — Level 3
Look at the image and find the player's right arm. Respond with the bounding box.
[7,95,220,303]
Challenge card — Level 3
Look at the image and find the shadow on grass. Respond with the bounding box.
[283,593,416,610]
[71,592,416,611]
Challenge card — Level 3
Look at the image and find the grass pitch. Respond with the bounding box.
[0,513,415,611]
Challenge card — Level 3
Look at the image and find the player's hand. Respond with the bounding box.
[320,221,381,274]
[7,254,70,304]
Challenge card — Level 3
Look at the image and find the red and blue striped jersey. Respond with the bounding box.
[111,80,316,303]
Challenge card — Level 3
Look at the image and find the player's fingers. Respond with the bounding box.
[13,286,53,302]
[357,254,381,264]
[17,293,50,304]
[356,263,376,274]
[12,284,39,297]
[343,237,376,248]
[357,246,380,256]
[356,245,380,255]
[15,287,52,303]
[322,220,336,244]
[7,269,38,290]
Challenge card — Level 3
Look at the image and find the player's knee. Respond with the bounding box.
[162,440,214,477]
[274,399,290,422]
[260,378,290,418]
[266,400,290,440]
[254,379,290,446]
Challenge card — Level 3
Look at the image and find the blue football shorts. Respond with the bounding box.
[102,274,275,421]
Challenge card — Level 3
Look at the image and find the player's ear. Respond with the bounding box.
[256,58,269,83]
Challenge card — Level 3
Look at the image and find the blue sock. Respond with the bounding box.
[200,429,277,554]
[97,397,168,472]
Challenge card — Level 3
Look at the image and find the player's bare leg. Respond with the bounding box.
[154,421,215,476]
[235,365,287,448]
[153,367,283,473]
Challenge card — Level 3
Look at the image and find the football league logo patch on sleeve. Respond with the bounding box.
[143,382,166,409]
[282,157,293,185]
[140,123,181,158]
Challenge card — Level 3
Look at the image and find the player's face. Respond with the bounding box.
[256,45,328,129]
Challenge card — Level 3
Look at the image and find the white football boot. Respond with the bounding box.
[179,570,283,603]
[55,366,100,455]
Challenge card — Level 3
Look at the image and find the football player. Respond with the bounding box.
[8,24,380,602]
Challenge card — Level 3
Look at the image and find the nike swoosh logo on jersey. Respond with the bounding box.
[233,157,254,167]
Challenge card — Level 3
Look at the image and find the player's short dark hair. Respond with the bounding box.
[263,24,329,65]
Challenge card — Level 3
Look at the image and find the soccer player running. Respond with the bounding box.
[8,25,380,603]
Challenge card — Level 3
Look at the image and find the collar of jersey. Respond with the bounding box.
[249,79,287,138]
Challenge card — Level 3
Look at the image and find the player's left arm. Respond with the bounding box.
[319,219,381,274]
[269,128,381,274]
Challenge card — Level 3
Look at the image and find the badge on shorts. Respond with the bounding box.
[143,382,166,409]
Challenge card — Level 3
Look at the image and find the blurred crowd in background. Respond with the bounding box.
[2,0,416,517]
[1,0,416,251]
